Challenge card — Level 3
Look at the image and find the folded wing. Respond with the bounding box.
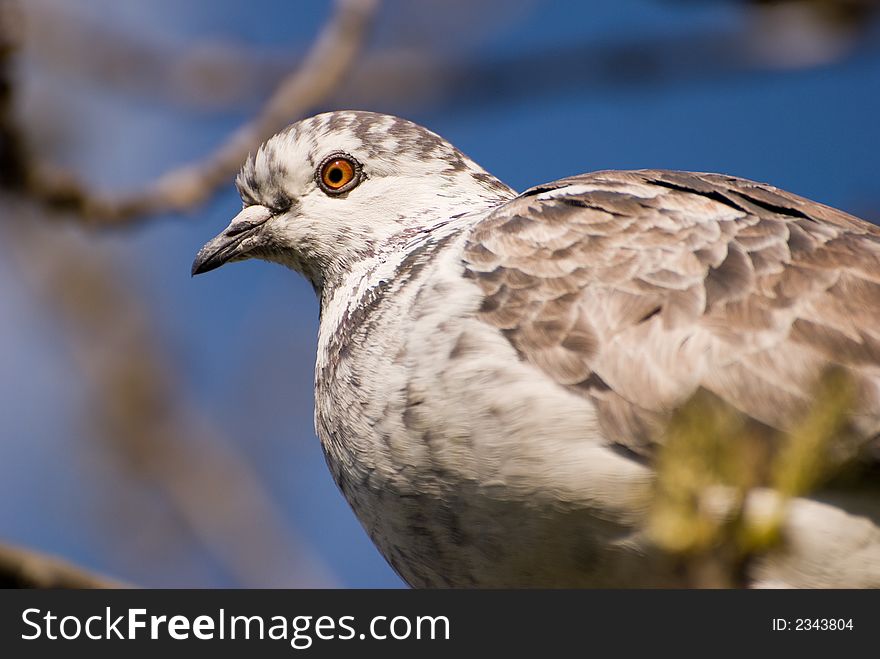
[463,169,880,460]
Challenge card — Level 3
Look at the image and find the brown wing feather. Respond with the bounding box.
[463,169,880,458]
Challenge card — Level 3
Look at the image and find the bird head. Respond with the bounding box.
[191,110,514,294]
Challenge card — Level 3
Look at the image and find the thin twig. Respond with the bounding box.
[26,0,379,225]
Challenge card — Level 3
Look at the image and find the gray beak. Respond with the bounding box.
[191,205,273,276]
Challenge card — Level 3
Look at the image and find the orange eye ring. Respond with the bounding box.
[318,155,360,193]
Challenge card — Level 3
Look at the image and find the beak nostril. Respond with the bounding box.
[224,225,251,238]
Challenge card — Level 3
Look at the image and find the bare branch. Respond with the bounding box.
[0,541,126,589]
[26,0,379,225]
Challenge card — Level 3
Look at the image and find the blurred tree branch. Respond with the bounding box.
[0,542,126,589]
[22,0,378,225]
[649,369,860,587]
[21,1,297,110]
[0,0,25,187]
[3,212,339,587]
[20,1,880,134]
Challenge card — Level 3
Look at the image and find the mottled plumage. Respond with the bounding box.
[464,169,880,459]
[193,111,880,587]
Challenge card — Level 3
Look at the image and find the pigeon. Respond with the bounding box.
[193,110,880,587]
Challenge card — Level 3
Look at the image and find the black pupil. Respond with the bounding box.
[328,167,344,184]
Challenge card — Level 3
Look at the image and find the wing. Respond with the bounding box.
[462,169,880,459]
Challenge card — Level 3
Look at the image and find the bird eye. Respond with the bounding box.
[317,154,361,194]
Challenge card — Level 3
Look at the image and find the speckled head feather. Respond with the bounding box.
[193,110,515,293]
[236,111,512,208]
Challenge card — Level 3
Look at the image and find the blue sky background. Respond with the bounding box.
[1,0,879,587]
